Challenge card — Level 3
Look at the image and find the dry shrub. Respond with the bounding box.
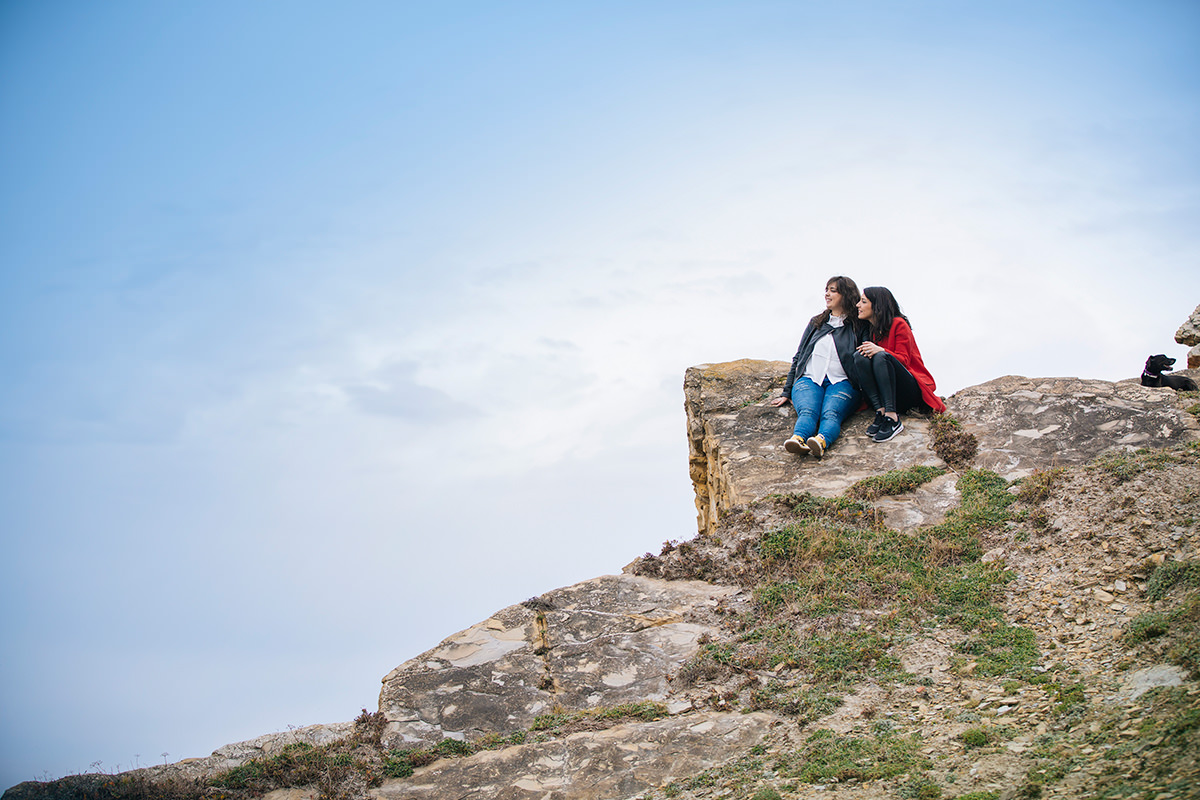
[931,413,977,468]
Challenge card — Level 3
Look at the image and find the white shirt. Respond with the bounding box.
[802,314,849,385]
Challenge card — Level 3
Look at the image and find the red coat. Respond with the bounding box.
[875,318,946,413]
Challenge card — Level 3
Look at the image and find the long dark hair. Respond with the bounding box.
[809,276,862,329]
[861,285,910,342]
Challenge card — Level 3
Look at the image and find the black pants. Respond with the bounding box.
[853,351,923,415]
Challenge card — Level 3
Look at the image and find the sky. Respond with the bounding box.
[1,0,1198,788]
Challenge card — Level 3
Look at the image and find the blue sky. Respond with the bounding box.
[2,0,1198,787]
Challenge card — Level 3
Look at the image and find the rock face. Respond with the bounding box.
[1177,302,1200,368]
[378,575,736,749]
[684,359,946,537]
[950,375,1198,478]
[685,362,1199,536]
[376,712,775,800]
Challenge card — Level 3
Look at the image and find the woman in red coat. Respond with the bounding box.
[853,286,946,443]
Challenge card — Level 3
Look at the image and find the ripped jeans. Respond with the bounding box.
[791,377,860,447]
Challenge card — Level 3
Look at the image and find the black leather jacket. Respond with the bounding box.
[782,318,863,399]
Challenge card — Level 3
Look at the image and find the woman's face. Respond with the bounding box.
[824,283,844,315]
[856,294,874,321]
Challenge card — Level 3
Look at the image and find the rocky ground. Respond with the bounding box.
[8,372,1198,800]
[626,443,1200,800]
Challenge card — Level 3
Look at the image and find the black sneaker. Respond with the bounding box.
[865,412,885,437]
[872,417,904,443]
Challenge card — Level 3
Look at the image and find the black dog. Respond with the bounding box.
[1142,354,1198,391]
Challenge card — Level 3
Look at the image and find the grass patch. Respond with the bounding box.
[923,469,1015,562]
[959,727,992,749]
[754,520,938,616]
[1049,682,1087,716]
[529,701,667,733]
[676,642,737,687]
[846,465,947,500]
[774,727,929,783]
[747,682,843,721]
[1090,447,1177,483]
[1146,559,1200,601]
[738,624,904,684]
[898,774,943,799]
[677,468,1028,725]
[1125,611,1170,643]
[765,492,879,530]
[1015,468,1064,504]
[1127,564,1200,678]
[956,624,1040,680]
[202,709,388,799]
[660,752,766,797]
[753,471,1016,620]
[932,562,1014,629]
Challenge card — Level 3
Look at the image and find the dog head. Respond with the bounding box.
[1145,354,1176,374]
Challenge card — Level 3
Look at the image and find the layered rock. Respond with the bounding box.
[684,359,946,537]
[685,362,1199,537]
[377,575,736,748]
[950,375,1198,476]
[375,712,774,800]
[1177,301,1200,368]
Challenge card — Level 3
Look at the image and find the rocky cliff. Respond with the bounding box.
[8,355,1200,800]
[1178,302,1200,369]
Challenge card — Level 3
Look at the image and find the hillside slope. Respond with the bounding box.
[6,364,1199,800]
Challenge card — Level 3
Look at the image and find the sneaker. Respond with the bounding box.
[865,412,886,437]
[872,417,904,443]
[806,434,826,459]
[784,435,809,454]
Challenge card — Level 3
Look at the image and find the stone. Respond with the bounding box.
[947,376,1198,479]
[981,547,1006,564]
[1176,303,1200,347]
[1120,665,1188,700]
[1189,344,1200,370]
[377,575,739,749]
[373,712,775,800]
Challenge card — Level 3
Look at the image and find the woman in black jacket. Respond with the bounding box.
[769,276,864,459]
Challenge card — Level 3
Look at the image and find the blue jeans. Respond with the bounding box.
[791,377,860,447]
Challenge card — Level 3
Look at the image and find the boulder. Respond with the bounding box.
[950,375,1198,478]
[373,711,775,800]
[377,575,738,749]
[1176,302,1200,347]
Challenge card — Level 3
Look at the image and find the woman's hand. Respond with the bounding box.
[769,396,789,407]
[857,342,884,357]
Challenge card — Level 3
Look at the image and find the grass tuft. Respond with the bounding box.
[846,465,947,500]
